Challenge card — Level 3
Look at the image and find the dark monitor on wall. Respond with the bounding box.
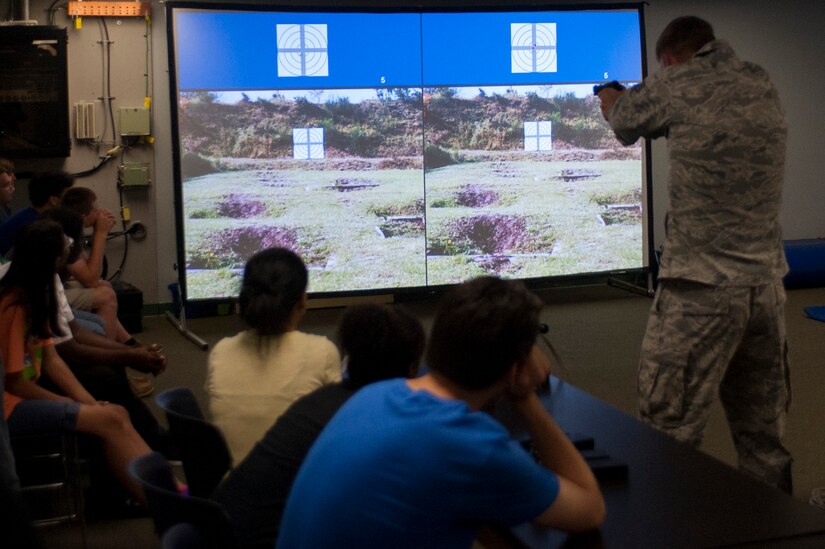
[166,2,650,303]
[0,26,70,158]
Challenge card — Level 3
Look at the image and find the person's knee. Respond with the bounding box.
[96,404,133,434]
[94,286,118,310]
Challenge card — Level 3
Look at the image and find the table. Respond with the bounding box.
[493,378,825,548]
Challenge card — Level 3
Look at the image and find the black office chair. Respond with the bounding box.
[154,387,232,498]
[129,452,235,549]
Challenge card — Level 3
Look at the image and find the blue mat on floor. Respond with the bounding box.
[803,306,825,323]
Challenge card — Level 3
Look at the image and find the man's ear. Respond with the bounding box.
[659,52,683,68]
[506,361,520,386]
[296,293,308,314]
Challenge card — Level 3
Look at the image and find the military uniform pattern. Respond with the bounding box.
[610,40,792,492]
[639,280,792,492]
[610,40,788,286]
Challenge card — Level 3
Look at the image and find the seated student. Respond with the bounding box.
[55,190,161,397]
[43,207,165,399]
[54,188,135,344]
[206,247,341,463]
[213,303,426,549]
[278,277,606,548]
[0,220,152,502]
[0,244,168,455]
[0,171,73,258]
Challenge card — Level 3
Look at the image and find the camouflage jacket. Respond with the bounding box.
[609,39,788,286]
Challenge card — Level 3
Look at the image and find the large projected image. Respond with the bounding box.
[422,84,642,286]
[180,88,426,298]
[170,6,645,299]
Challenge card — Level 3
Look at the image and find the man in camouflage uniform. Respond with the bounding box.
[597,16,792,493]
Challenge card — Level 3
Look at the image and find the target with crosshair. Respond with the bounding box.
[293,128,325,160]
[511,23,557,73]
[524,121,552,152]
[277,24,329,77]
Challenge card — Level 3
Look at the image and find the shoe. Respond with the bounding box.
[127,370,155,398]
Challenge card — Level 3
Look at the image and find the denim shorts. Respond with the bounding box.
[6,399,81,436]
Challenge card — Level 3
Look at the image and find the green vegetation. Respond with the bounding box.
[179,88,624,172]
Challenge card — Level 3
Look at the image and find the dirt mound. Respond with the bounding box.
[188,226,300,269]
[217,194,268,218]
[455,184,500,207]
[429,214,528,255]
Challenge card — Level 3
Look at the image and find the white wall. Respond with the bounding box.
[8,0,825,304]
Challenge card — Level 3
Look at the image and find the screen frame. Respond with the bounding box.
[166,0,653,306]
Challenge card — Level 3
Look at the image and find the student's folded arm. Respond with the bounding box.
[64,258,102,288]
[513,393,605,533]
[41,345,96,404]
[5,371,73,403]
[533,476,606,532]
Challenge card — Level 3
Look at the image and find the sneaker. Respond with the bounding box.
[127,370,155,398]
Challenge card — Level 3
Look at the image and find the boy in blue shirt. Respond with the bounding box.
[278,276,605,547]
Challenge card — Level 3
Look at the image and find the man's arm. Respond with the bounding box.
[597,76,670,146]
[57,320,167,375]
[64,209,115,286]
[509,346,606,532]
[39,345,96,404]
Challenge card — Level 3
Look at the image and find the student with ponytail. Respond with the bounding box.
[206,247,340,463]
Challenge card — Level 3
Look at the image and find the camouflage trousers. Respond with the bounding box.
[639,279,793,493]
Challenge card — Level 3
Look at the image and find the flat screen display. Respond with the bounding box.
[167,3,648,300]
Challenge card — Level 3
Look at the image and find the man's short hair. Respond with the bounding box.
[61,186,97,217]
[338,304,425,388]
[655,16,715,61]
[426,276,543,390]
[0,158,14,174]
[28,171,74,208]
[40,207,84,264]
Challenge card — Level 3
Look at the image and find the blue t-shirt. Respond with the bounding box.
[0,207,38,257]
[277,379,559,548]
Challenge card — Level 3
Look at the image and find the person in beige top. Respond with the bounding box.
[206,247,340,463]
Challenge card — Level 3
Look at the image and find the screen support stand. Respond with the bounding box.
[607,275,655,297]
[165,289,209,350]
[165,310,209,350]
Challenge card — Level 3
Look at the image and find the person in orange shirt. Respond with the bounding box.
[0,219,152,502]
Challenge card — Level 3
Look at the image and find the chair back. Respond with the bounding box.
[162,522,207,549]
[129,452,234,549]
[155,387,232,498]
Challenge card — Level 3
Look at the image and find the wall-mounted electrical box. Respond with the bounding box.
[120,162,150,187]
[118,107,150,136]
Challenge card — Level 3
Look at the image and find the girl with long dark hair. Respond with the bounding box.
[0,220,152,501]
